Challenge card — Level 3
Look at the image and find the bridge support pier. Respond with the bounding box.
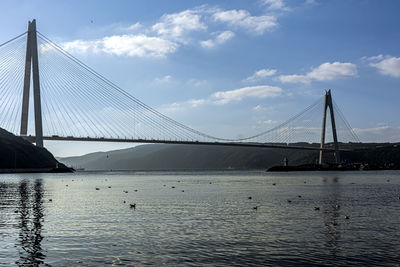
[319,89,340,165]
[20,19,43,147]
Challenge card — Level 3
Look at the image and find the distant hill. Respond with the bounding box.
[0,128,68,171]
[340,144,400,169]
[58,144,315,170]
[59,142,400,171]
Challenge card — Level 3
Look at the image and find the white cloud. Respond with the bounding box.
[39,43,58,53]
[278,74,311,84]
[160,102,183,114]
[159,99,206,115]
[57,6,288,59]
[188,99,207,107]
[61,40,101,54]
[362,54,384,61]
[213,9,278,35]
[253,105,263,111]
[278,62,358,84]
[253,104,274,111]
[307,62,358,81]
[122,22,142,32]
[154,75,172,83]
[262,0,289,11]
[109,22,144,33]
[62,34,178,58]
[200,31,235,48]
[152,9,207,42]
[354,126,400,142]
[200,40,214,48]
[243,68,277,82]
[212,85,282,104]
[102,35,178,57]
[56,4,298,59]
[162,85,282,112]
[368,55,400,78]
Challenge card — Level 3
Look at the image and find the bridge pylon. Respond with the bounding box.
[20,19,44,147]
[319,89,340,164]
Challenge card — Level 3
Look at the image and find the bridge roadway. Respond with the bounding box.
[20,135,347,152]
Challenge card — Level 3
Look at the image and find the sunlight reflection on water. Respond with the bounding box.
[1,171,400,266]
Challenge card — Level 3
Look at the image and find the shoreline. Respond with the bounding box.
[1,167,399,174]
[0,167,74,174]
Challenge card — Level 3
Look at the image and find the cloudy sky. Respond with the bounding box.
[0,0,399,156]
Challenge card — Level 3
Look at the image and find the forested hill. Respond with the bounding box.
[59,143,400,171]
[0,128,66,170]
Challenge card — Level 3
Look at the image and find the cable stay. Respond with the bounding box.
[0,27,361,154]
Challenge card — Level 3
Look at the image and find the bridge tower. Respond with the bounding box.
[20,19,44,147]
[319,89,340,164]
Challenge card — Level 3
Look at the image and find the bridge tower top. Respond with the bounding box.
[319,89,340,164]
[20,19,43,147]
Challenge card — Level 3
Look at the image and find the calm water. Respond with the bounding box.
[1,171,400,266]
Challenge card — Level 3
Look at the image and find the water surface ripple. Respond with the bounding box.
[0,171,400,266]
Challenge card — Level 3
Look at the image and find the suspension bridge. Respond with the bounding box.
[0,20,360,164]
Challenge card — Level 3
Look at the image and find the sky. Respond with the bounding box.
[0,0,400,157]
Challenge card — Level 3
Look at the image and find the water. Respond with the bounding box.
[1,171,400,266]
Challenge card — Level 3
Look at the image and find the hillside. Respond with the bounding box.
[0,128,69,171]
[59,144,319,170]
[59,142,400,171]
[58,143,319,171]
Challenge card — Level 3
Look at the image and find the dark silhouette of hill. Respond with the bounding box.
[0,128,68,170]
[58,143,320,170]
[59,142,400,171]
[340,144,400,169]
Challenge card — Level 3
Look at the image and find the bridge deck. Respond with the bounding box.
[20,135,346,152]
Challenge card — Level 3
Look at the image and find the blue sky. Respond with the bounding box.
[0,0,400,156]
